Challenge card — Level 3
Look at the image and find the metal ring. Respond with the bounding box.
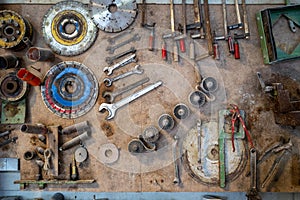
[0,10,33,50]
[99,143,119,164]
[42,1,97,56]
[0,71,28,101]
[41,61,99,119]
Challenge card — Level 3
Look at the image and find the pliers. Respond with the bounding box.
[230,104,254,152]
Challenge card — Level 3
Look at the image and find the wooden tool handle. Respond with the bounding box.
[203,0,213,55]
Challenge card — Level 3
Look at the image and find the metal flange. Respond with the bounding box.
[142,126,160,143]
[41,61,99,119]
[173,103,190,119]
[0,10,33,50]
[75,146,88,163]
[42,1,98,56]
[99,143,119,164]
[0,71,28,101]
[90,0,138,33]
[158,114,175,131]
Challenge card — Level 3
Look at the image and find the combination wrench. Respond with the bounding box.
[106,34,141,54]
[107,28,134,45]
[103,65,144,87]
[105,47,136,65]
[103,77,150,103]
[103,54,137,76]
[99,81,163,120]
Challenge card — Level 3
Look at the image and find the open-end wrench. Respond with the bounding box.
[99,81,163,120]
[103,65,144,87]
[103,77,150,103]
[246,148,262,200]
[103,54,137,76]
[105,47,136,65]
[106,34,141,54]
[173,135,181,185]
[107,28,134,45]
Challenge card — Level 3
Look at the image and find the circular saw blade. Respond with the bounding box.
[90,0,137,33]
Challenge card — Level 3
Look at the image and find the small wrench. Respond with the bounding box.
[106,34,141,54]
[99,81,163,120]
[103,65,144,87]
[105,47,136,65]
[103,54,137,76]
[107,28,134,45]
[103,77,150,103]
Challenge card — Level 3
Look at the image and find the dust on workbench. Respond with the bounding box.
[0,3,300,193]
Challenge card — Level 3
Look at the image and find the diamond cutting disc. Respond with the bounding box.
[42,1,98,56]
[90,0,137,33]
[41,61,99,119]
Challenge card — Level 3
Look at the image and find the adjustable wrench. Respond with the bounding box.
[99,81,163,120]
[103,54,137,76]
[103,65,144,87]
[103,77,150,103]
[105,47,136,65]
[106,34,141,54]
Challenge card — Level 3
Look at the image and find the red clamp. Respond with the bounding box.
[230,104,254,152]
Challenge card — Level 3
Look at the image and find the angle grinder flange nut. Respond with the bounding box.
[128,139,145,153]
[99,143,119,164]
[42,1,98,56]
[0,10,33,50]
[189,91,206,107]
[74,146,88,163]
[90,0,138,33]
[0,72,28,101]
[173,103,190,119]
[158,114,175,131]
[201,77,218,93]
[142,126,160,143]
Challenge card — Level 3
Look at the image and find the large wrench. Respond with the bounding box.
[99,81,163,120]
[103,77,150,103]
[103,54,137,76]
[105,47,136,65]
[106,34,141,54]
[103,65,144,87]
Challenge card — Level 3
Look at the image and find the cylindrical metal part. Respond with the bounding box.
[71,157,78,181]
[59,132,89,151]
[24,150,36,160]
[234,40,240,59]
[0,55,19,69]
[203,0,213,55]
[36,146,45,155]
[179,38,186,53]
[227,36,234,54]
[148,28,155,51]
[162,41,167,60]
[26,47,55,62]
[0,130,11,138]
[20,124,48,134]
[213,42,220,60]
[51,193,65,200]
[61,121,89,135]
[38,134,46,143]
[17,68,41,86]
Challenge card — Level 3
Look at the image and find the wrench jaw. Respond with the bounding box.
[102,91,114,103]
[103,78,113,87]
[99,103,115,120]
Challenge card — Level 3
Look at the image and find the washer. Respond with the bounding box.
[158,114,175,131]
[99,143,119,164]
[173,103,190,119]
[0,72,28,101]
[0,10,33,50]
[128,139,145,154]
[75,146,88,163]
[42,1,98,56]
[201,77,218,93]
[142,126,160,143]
[41,61,99,119]
[189,91,206,107]
[90,0,138,33]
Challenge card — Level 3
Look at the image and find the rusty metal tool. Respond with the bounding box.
[246,148,262,200]
[105,47,136,65]
[174,0,187,53]
[203,0,213,55]
[0,130,11,139]
[190,0,205,39]
[107,28,134,45]
[0,136,18,147]
[228,0,243,30]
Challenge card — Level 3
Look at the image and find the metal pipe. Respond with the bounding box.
[0,130,11,138]
[20,124,48,134]
[0,55,19,69]
[26,47,55,62]
[59,132,89,151]
[61,121,90,135]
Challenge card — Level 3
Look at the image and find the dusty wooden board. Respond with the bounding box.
[0,4,299,193]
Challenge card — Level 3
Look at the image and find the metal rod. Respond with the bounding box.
[203,0,213,55]
[242,0,250,38]
[59,132,89,151]
[222,0,228,37]
[61,121,90,135]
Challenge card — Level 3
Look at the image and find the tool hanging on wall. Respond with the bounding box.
[188,0,205,39]
[141,0,156,51]
[174,0,187,53]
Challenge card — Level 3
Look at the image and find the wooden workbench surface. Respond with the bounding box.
[0,3,300,193]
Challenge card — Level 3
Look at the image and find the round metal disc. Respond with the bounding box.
[158,114,175,131]
[0,72,28,101]
[75,147,88,163]
[90,0,137,33]
[0,10,33,50]
[173,103,190,119]
[42,1,98,56]
[201,77,218,93]
[99,143,119,164]
[41,61,99,119]
[189,91,206,107]
[128,139,145,153]
[142,126,160,143]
